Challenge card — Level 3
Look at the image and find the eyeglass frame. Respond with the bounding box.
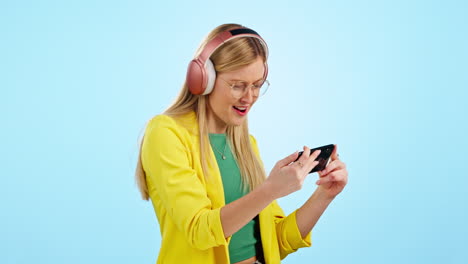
[217,77,270,99]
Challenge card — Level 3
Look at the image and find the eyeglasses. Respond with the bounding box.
[219,77,270,99]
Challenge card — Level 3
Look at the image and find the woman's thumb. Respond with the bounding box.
[277,151,299,167]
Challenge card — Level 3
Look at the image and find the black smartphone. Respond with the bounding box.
[294,144,335,174]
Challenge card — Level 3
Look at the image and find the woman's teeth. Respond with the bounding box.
[233,106,247,112]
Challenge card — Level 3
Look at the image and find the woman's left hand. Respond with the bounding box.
[315,144,348,199]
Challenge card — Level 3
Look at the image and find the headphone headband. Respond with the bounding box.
[186,27,269,95]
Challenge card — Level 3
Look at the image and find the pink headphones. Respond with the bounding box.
[186,27,269,95]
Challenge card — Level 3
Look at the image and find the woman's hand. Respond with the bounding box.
[316,144,348,199]
[264,146,322,199]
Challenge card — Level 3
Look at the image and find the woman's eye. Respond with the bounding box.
[253,82,264,88]
[232,84,245,90]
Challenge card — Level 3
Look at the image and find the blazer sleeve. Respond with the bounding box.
[271,202,312,259]
[141,115,228,250]
[249,134,312,259]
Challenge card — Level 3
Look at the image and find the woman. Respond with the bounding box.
[135,23,348,264]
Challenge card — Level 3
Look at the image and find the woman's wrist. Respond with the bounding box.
[314,186,336,202]
[295,187,334,238]
[257,180,278,202]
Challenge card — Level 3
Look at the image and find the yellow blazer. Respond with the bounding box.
[141,111,311,264]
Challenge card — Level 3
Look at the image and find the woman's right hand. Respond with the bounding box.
[264,146,322,199]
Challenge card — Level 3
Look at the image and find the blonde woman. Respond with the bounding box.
[135,23,348,264]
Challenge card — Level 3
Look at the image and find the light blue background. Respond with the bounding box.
[1,0,467,263]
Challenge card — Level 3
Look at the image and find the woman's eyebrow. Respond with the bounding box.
[228,77,264,82]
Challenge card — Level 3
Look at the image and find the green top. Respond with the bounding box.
[209,133,261,263]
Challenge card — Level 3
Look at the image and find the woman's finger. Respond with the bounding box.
[305,160,320,174]
[298,148,321,173]
[294,146,311,169]
[309,149,322,161]
[319,160,346,177]
[316,171,346,185]
[277,151,300,168]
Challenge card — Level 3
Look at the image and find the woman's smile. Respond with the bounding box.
[232,105,249,116]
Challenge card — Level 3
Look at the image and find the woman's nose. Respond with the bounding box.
[240,87,255,103]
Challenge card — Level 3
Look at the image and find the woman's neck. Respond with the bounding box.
[206,108,227,134]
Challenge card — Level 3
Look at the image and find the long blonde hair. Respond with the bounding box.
[135,23,268,200]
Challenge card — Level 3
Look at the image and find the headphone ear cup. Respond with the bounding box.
[203,59,216,95]
[186,59,206,95]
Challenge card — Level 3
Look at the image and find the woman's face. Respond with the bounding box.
[206,57,266,134]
